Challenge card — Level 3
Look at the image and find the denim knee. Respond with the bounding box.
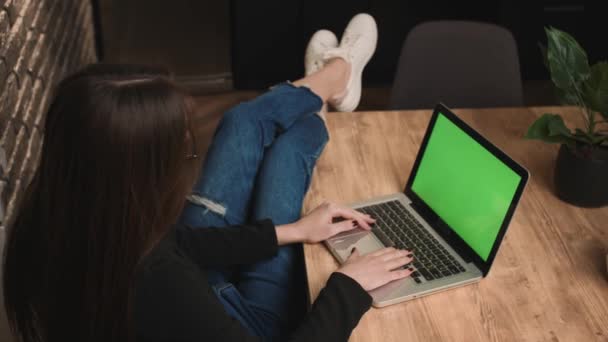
[305,115,329,154]
[217,105,275,149]
[221,103,252,127]
[219,105,255,132]
[278,115,329,159]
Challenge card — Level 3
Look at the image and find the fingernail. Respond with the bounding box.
[408,267,415,271]
[406,253,413,258]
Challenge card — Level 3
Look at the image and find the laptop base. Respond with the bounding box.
[324,193,483,307]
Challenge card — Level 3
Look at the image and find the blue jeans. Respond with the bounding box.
[178,83,328,340]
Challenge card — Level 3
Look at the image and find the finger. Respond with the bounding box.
[330,220,356,235]
[334,207,372,230]
[351,210,374,230]
[389,267,416,281]
[358,211,376,224]
[330,207,358,222]
[381,249,413,261]
[370,247,397,257]
[385,255,414,271]
[346,247,360,261]
[350,208,376,224]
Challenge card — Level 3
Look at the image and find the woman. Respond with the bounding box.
[3,14,414,341]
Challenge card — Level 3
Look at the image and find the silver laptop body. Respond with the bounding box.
[325,193,482,307]
[324,104,528,307]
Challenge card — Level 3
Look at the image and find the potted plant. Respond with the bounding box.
[526,27,608,208]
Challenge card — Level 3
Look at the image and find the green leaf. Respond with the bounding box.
[583,61,608,117]
[547,115,572,137]
[574,128,598,145]
[545,27,590,91]
[525,113,576,144]
[555,87,579,106]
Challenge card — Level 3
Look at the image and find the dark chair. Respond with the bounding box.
[389,21,523,109]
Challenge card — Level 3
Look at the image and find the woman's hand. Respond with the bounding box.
[275,201,375,245]
[296,201,375,243]
[337,247,415,291]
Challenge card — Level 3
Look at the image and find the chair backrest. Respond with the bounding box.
[389,21,523,109]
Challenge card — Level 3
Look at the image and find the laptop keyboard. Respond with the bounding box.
[357,201,466,283]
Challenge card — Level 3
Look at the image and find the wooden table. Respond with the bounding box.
[301,107,608,342]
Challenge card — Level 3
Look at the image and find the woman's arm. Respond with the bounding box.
[136,252,412,342]
[175,201,376,267]
[175,219,279,267]
[289,272,372,341]
[277,201,375,244]
[164,202,414,341]
[136,256,373,342]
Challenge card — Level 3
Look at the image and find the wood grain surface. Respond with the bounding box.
[302,107,608,342]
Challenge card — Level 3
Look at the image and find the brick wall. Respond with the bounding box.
[0,0,97,339]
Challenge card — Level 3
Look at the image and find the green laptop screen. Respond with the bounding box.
[411,113,521,261]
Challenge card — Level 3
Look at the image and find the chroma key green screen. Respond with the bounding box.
[411,113,521,261]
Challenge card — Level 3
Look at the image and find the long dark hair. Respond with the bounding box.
[3,64,200,341]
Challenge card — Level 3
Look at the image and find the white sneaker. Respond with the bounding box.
[324,13,378,112]
[304,29,339,76]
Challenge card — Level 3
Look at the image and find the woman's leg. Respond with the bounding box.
[179,85,321,228]
[210,115,329,340]
[179,59,348,229]
[177,60,347,340]
[235,113,329,338]
[178,82,322,286]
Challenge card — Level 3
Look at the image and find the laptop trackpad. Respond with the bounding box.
[327,229,385,263]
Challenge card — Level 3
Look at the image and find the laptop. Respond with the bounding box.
[325,103,529,307]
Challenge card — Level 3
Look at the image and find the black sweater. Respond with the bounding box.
[134,220,372,341]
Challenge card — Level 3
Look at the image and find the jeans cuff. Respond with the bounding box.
[269,81,323,109]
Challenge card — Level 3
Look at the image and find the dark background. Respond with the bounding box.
[229,0,600,89]
[96,0,600,106]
